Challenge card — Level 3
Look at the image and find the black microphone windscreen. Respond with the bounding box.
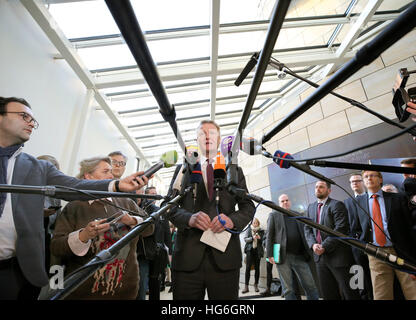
[190,162,202,184]
[234,52,259,87]
[214,168,226,180]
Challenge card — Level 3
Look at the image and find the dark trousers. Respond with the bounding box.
[352,250,373,300]
[172,249,239,300]
[266,261,273,288]
[245,249,260,285]
[316,259,360,300]
[0,258,40,300]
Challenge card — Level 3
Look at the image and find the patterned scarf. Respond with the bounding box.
[0,144,22,217]
[251,225,260,249]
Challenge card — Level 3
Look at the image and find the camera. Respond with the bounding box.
[392,68,416,122]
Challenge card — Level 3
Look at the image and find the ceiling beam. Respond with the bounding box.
[69,12,400,49]
[94,50,354,89]
[210,0,220,120]
[321,0,383,76]
[21,0,151,167]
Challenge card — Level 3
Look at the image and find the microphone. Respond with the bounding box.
[220,136,239,158]
[273,150,335,185]
[234,52,260,86]
[221,135,265,157]
[240,137,265,155]
[186,145,200,165]
[213,152,226,192]
[140,150,178,179]
[190,162,202,206]
[213,152,227,227]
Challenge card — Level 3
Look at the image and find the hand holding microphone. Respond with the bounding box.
[115,150,178,192]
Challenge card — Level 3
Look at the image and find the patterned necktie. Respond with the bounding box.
[372,194,386,247]
[206,159,214,201]
[316,203,323,244]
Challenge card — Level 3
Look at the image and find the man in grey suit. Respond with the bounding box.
[267,194,319,300]
[304,180,360,300]
[0,96,149,299]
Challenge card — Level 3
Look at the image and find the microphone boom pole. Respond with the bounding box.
[306,160,416,175]
[105,0,190,162]
[230,0,291,160]
[233,189,416,274]
[228,0,290,190]
[267,59,416,137]
[43,187,192,300]
[0,184,164,200]
[263,1,416,144]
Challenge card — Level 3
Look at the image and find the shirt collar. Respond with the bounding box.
[10,146,24,160]
[368,189,383,199]
[318,197,329,206]
[200,154,216,165]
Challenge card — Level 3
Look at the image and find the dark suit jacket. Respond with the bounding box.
[169,165,255,272]
[266,210,310,265]
[343,197,361,237]
[304,198,354,267]
[353,191,416,264]
[344,196,367,264]
[11,152,112,287]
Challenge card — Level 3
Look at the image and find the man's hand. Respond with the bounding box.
[189,211,211,231]
[43,208,57,217]
[268,257,275,264]
[117,171,150,192]
[312,243,325,256]
[210,213,234,233]
[406,101,416,116]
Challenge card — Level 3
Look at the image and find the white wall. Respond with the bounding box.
[0,1,139,179]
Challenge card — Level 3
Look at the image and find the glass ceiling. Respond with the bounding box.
[37,0,413,184]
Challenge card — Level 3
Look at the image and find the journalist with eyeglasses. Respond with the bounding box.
[0,96,151,300]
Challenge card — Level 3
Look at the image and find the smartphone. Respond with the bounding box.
[48,205,62,210]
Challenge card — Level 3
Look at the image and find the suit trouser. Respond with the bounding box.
[172,248,239,300]
[0,257,40,300]
[316,259,360,300]
[352,248,373,300]
[367,247,416,300]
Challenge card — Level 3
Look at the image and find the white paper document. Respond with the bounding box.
[200,229,231,252]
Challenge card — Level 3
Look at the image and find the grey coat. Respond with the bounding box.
[11,152,112,287]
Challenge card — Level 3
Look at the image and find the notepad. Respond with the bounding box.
[200,229,231,252]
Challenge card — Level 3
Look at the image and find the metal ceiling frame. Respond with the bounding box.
[21,0,152,170]
[21,0,412,186]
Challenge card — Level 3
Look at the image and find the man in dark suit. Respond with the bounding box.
[304,180,360,300]
[0,96,150,299]
[267,194,319,300]
[169,120,255,300]
[353,170,416,300]
[343,173,373,300]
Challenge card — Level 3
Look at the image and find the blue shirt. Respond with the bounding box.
[368,190,392,247]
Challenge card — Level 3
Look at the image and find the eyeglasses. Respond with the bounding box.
[4,112,39,129]
[363,174,380,179]
[111,160,126,167]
